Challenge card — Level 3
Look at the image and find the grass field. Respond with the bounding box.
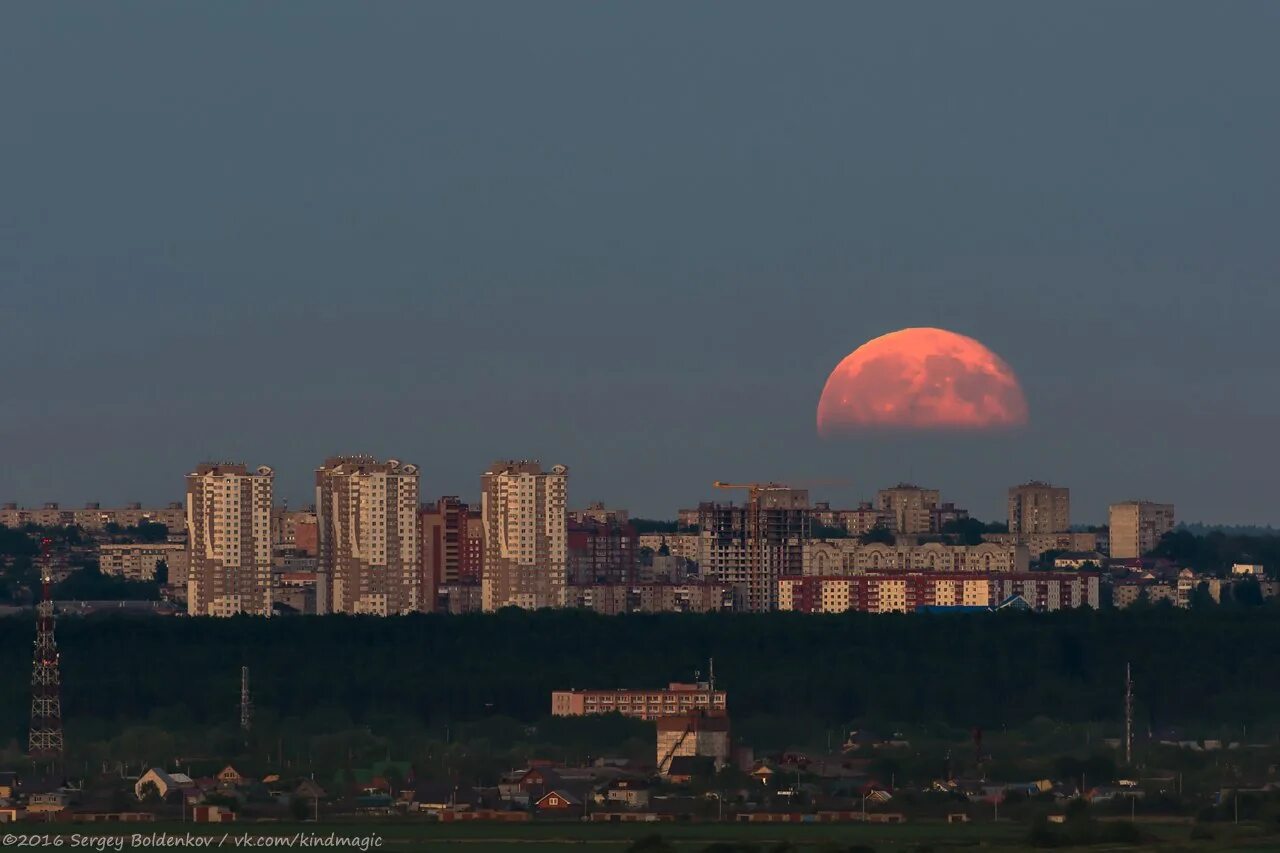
[17,819,1280,852]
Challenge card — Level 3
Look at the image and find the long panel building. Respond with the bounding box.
[552,682,727,721]
[778,571,1100,613]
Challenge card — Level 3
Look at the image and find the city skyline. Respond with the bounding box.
[3,4,1279,526]
[0,464,1205,530]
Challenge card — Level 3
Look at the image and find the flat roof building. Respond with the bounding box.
[1108,501,1175,559]
[552,682,727,721]
[1008,482,1070,535]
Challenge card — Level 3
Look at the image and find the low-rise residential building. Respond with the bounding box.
[568,582,733,615]
[982,532,1100,561]
[1145,583,1178,606]
[803,541,1029,576]
[134,769,196,802]
[1053,551,1106,570]
[778,572,1100,613]
[552,682,727,721]
[810,502,892,536]
[1111,579,1146,609]
[1,502,187,531]
[98,543,189,583]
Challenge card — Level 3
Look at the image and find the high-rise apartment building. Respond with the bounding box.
[875,484,940,535]
[420,496,475,612]
[1008,482,1070,535]
[315,456,421,616]
[567,519,639,585]
[1108,501,1175,559]
[698,486,810,612]
[186,463,274,617]
[481,460,568,611]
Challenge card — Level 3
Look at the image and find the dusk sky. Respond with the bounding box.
[2,3,1278,524]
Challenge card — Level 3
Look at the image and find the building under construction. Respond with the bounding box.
[698,484,811,612]
[656,711,731,777]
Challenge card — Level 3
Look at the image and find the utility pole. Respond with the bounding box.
[1124,662,1134,767]
[240,666,253,734]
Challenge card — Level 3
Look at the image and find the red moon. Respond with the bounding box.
[817,327,1028,435]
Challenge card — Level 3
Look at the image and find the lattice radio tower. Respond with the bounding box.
[29,537,64,761]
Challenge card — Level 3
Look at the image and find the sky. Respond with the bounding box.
[2,2,1278,524]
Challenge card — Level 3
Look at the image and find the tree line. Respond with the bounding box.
[2,606,1280,753]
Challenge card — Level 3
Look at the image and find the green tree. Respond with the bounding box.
[860,527,895,545]
[1232,577,1265,607]
[1189,582,1216,610]
[941,518,987,546]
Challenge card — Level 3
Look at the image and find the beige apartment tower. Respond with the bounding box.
[186,463,274,617]
[876,484,940,535]
[315,456,422,616]
[481,460,568,611]
[1008,482,1070,535]
[1109,501,1175,559]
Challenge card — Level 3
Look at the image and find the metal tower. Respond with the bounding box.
[1124,662,1134,766]
[29,538,64,760]
[240,666,253,733]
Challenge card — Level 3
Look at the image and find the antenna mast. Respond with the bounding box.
[1124,662,1133,766]
[240,666,253,734]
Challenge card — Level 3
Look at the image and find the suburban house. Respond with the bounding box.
[134,769,198,803]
